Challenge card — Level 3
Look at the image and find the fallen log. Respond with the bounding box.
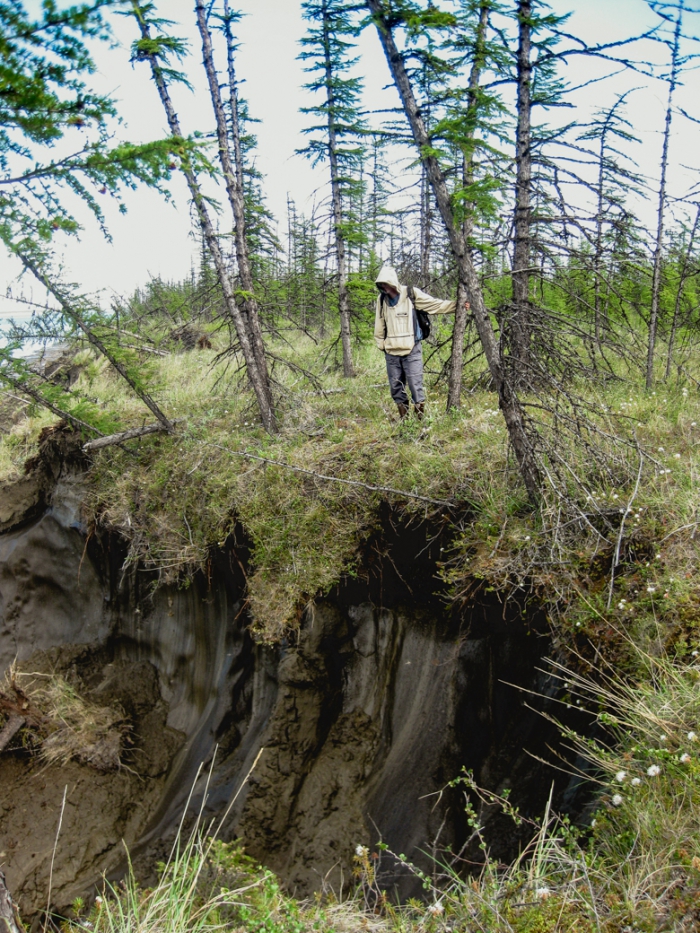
[83,422,174,452]
[0,869,23,933]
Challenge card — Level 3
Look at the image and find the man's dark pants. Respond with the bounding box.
[385,342,425,407]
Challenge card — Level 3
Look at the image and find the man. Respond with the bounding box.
[374,264,463,419]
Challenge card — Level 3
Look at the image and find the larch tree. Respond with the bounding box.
[129,0,276,432]
[299,0,367,378]
[195,0,273,413]
[646,0,686,389]
[665,203,700,380]
[577,92,642,348]
[441,0,509,409]
[509,0,571,384]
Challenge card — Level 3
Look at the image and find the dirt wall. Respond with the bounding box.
[0,449,575,915]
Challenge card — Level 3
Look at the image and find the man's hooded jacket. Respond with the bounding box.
[374,265,456,356]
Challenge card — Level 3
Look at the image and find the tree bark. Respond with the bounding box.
[131,1,276,433]
[512,0,533,378]
[197,0,273,408]
[419,164,431,281]
[447,0,489,410]
[593,119,609,348]
[321,1,355,377]
[647,1,684,389]
[367,0,540,503]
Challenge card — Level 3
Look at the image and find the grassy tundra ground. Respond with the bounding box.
[1,328,700,930]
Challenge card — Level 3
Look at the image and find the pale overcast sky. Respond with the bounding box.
[2,0,698,320]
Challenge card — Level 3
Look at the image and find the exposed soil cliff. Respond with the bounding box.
[0,431,579,916]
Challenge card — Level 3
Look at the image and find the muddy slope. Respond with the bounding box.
[0,437,577,913]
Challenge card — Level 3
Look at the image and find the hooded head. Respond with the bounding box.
[375,265,401,297]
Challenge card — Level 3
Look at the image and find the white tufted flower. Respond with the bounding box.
[612,794,623,806]
[680,753,691,764]
[355,845,369,858]
[631,777,641,786]
[615,770,627,782]
[647,764,661,777]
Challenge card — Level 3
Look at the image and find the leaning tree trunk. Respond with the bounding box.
[446,0,489,410]
[131,1,276,432]
[322,5,355,378]
[647,1,684,390]
[367,0,540,503]
[198,0,273,409]
[512,0,533,382]
[17,253,173,432]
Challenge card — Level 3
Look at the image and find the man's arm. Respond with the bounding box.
[412,287,457,316]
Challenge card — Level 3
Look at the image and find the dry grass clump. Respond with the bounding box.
[0,667,126,771]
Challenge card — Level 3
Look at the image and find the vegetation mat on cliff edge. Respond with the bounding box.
[1,332,699,653]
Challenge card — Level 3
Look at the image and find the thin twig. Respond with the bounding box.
[44,785,68,932]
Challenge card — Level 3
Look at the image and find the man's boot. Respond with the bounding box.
[415,402,425,420]
[397,403,409,420]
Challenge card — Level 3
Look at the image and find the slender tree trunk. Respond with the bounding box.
[196,0,273,411]
[420,164,431,281]
[593,129,608,347]
[370,135,382,254]
[447,0,489,410]
[647,1,684,389]
[665,203,700,380]
[367,0,540,503]
[321,3,355,377]
[512,0,533,379]
[131,1,275,432]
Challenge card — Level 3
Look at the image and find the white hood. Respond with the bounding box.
[375,265,401,291]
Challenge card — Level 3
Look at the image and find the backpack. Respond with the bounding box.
[381,285,431,340]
